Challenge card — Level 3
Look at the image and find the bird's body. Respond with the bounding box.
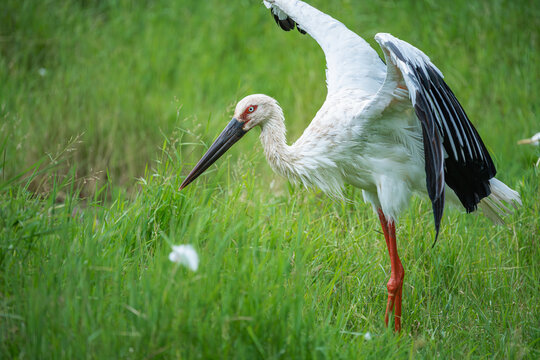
[252,91,427,222]
[180,0,521,331]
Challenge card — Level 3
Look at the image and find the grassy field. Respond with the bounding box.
[1,0,539,358]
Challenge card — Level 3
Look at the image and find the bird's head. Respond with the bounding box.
[179,94,278,190]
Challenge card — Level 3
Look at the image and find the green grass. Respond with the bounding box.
[1,0,539,358]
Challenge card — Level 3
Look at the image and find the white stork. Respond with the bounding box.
[518,132,540,146]
[179,0,521,332]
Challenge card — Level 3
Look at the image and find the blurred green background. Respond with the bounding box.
[1,0,538,196]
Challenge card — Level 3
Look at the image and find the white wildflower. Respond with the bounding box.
[168,244,199,271]
[363,332,372,341]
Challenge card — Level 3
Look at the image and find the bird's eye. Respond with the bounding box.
[248,106,255,113]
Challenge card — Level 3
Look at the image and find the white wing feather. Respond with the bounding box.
[264,0,386,95]
[363,33,499,235]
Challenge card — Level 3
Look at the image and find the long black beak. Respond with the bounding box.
[179,118,247,190]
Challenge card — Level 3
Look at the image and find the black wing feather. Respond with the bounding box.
[378,35,496,242]
[270,9,306,35]
[414,78,446,239]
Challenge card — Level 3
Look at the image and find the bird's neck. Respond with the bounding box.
[259,111,299,182]
[258,106,345,199]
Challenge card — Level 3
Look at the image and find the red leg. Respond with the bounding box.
[377,209,405,332]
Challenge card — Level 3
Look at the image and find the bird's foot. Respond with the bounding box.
[377,209,405,333]
[384,267,404,332]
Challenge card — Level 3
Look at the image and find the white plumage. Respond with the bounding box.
[518,132,540,167]
[180,0,521,332]
[518,132,540,146]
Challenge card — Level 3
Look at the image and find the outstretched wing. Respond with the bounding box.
[364,33,496,239]
[263,0,386,96]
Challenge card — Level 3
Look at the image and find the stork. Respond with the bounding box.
[179,0,521,332]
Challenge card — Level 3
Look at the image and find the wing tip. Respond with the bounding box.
[430,195,444,248]
[270,9,306,34]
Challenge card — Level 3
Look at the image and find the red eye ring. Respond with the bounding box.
[247,105,257,113]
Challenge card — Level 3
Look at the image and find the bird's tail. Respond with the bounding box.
[478,178,522,224]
